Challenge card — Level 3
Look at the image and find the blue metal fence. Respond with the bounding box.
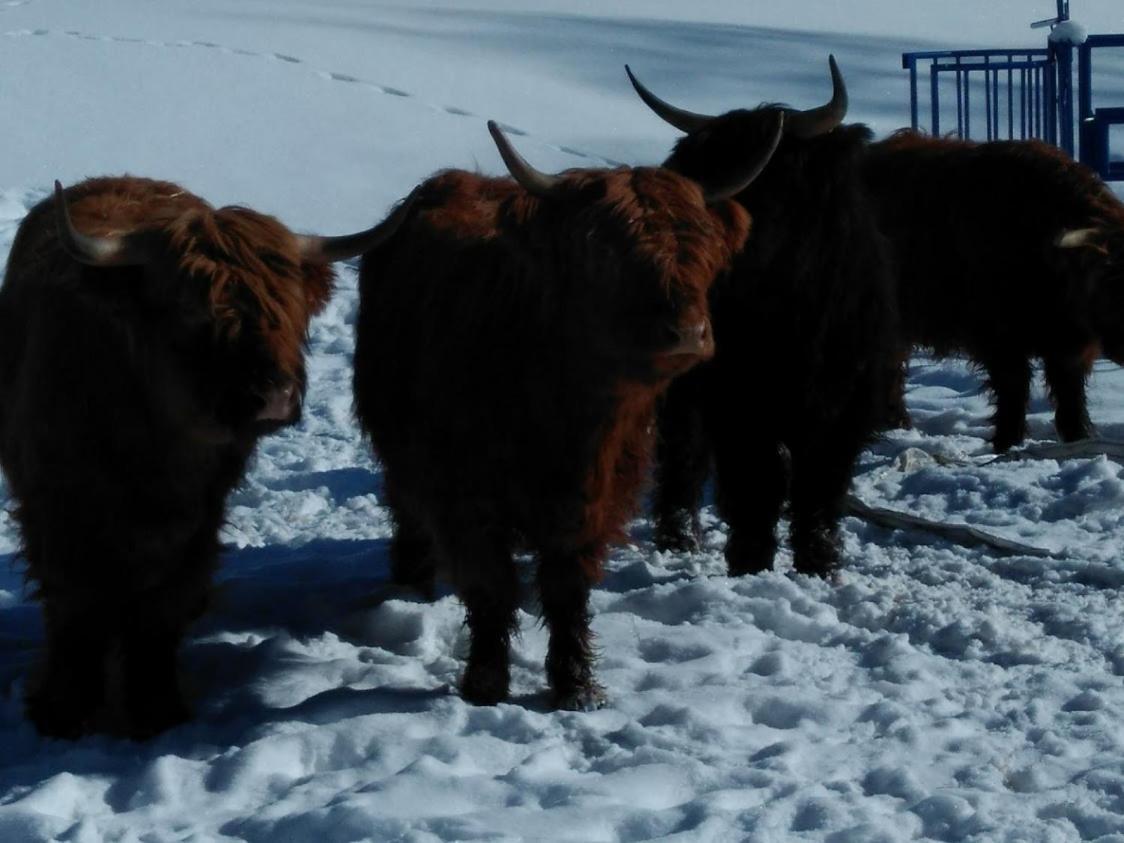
[901,49,1059,147]
[1078,34,1124,181]
[901,1,1124,180]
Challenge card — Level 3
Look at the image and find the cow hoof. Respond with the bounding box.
[124,698,190,741]
[792,530,842,579]
[724,534,775,576]
[26,692,94,740]
[654,510,701,553]
[554,682,607,712]
[990,429,1025,454]
[461,664,510,706]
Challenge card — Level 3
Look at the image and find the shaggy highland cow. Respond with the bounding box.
[626,58,899,577]
[864,130,1124,452]
[0,177,403,738]
[353,121,781,709]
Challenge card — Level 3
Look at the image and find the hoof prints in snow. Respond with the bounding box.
[1,26,621,169]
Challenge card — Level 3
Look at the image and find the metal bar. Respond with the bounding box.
[984,58,992,140]
[931,61,940,135]
[1078,43,1093,164]
[962,67,969,137]
[908,58,919,130]
[1021,68,1027,139]
[956,58,964,137]
[1011,65,1020,139]
[930,60,1051,72]
[993,66,1001,139]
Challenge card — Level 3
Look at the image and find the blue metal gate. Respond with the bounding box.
[901,1,1123,180]
[902,48,1060,147]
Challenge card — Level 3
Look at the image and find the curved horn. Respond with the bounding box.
[786,55,849,139]
[53,180,150,267]
[1057,227,1101,249]
[701,112,785,203]
[487,120,564,199]
[624,65,716,134]
[296,187,420,263]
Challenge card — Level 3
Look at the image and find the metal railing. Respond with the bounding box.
[902,49,1062,149]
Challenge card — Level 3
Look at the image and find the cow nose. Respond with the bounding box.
[671,318,713,357]
[255,382,300,422]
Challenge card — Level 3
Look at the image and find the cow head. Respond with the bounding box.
[53,179,407,437]
[488,120,781,382]
[624,56,849,195]
[1057,219,1124,363]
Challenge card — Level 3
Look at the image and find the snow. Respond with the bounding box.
[1050,20,1090,45]
[3,1,1124,840]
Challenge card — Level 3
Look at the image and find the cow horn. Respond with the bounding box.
[1057,227,1101,249]
[786,55,849,139]
[487,120,564,199]
[700,112,785,203]
[624,65,716,134]
[296,187,420,263]
[54,180,151,267]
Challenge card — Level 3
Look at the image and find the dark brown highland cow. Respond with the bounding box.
[353,121,781,709]
[864,130,1124,452]
[0,177,404,738]
[626,58,899,577]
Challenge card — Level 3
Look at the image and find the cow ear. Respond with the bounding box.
[299,260,335,315]
[708,198,752,258]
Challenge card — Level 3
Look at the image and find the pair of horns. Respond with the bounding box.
[53,181,416,268]
[487,115,784,205]
[625,55,849,140]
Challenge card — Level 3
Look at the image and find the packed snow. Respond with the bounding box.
[4,1,1124,841]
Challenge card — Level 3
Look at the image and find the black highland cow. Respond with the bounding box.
[627,58,899,577]
[864,130,1124,452]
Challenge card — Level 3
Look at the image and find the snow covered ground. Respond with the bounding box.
[4,1,1124,840]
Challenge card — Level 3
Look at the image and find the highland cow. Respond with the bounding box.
[629,56,899,579]
[353,120,780,709]
[626,58,899,577]
[864,130,1124,452]
[0,177,404,738]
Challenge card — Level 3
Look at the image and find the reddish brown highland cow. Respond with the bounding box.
[353,121,781,709]
[864,130,1124,452]
[0,177,405,738]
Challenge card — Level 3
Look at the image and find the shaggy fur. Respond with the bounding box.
[0,177,334,738]
[864,130,1124,451]
[354,167,750,709]
[652,110,899,577]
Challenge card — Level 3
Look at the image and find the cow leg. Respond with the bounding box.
[713,433,788,576]
[384,477,436,595]
[1043,352,1094,442]
[389,512,437,597]
[537,550,604,711]
[118,572,210,740]
[883,349,913,431]
[26,592,110,738]
[787,436,859,579]
[981,354,1032,453]
[118,607,191,740]
[653,376,711,552]
[445,529,518,706]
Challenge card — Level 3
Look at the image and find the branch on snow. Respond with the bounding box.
[845,495,1061,558]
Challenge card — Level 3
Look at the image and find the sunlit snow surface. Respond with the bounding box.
[4,1,1124,840]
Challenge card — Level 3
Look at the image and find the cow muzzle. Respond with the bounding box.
[664,319,715,360]
[655,319,715,372]
[255,382,301,424]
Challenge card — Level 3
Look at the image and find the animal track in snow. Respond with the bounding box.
[1,26,623,168]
